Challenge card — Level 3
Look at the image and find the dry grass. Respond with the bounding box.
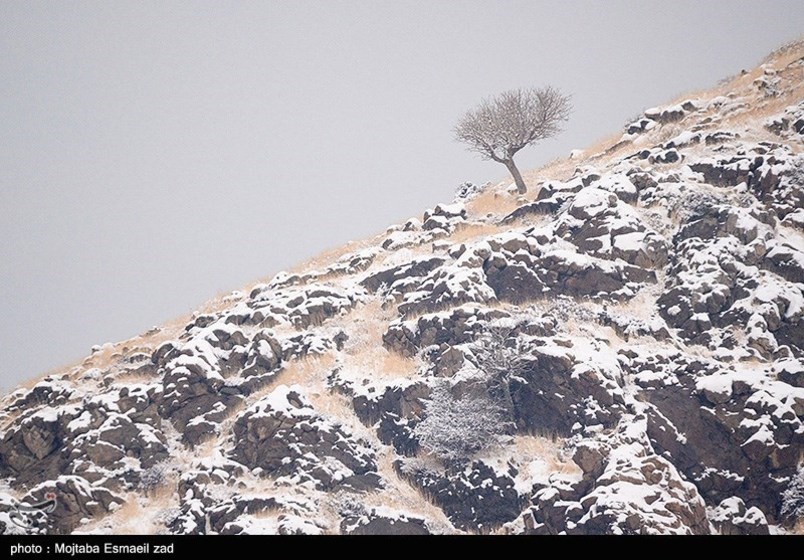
[287,232,386,277]
[339,299,420,381]
[341,299,396,350]
[506,434,580,477]
[13,312,196,392]
[721,91,804,131]
[307,390,377,443]
[764,38,804,67]
[13,370,65,393]
[194,437,220,460]
[581,131,633,160]
[520,156,578,189]
[446,222,505,243]
[262,353,336,395]
[89,487,179,535]
[606,283,664,321]
[464,185,520,219]
[358,449,456,533]
[663,38,803,108]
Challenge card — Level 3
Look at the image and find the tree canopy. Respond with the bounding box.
[454,87,571,193]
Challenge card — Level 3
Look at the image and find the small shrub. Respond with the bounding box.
[413,380,508,463]
[781,466,804,523]
[139,463,168,496]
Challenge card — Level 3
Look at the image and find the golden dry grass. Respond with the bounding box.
[445,222,505,243]
[264,353,336,394]
[307,390,378,442]
[507,434,581,477]
[340,299,421,381]
[520,156,578,190]
[464,185,520,219]
[91,485,179,535]
[581,131,633,160]
[361,450,457,532]
[287,232,387,276]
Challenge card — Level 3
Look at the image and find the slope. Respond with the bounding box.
[0,40,803,535]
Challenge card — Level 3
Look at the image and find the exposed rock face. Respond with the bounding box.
[24,476,124,535]
[341,507,430,535]
[527,413,710,535]
[395,458,524,532]
[230,385,380,491]
[382,305,508,357]
[509,343,627,436]
[2,43,804,535]
[710,497,770,535]
[351,381,429,456]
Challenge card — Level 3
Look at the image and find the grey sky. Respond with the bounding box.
[1,1,802,390]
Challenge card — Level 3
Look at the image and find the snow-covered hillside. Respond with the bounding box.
[1,41,803,535]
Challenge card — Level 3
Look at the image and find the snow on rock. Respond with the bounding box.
[689,144,804,220]
[525,411,709,535]
[225,282,361,329]
[554,183,668,269]
[509,337,627,436]
[503,177,584,221]
[710,496,770,535]
[157,324,283,445]
[229,385,380,491]
[422,202,467,234]
[340,505,430,535]
[484,237,656,303]
[382,305,510,357]
[395,458,524,532]
[765,100,804,139]
[24,476,123,534]
[395,246,499,317]
[3,42,804,535]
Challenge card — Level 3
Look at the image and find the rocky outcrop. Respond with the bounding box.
[24,476,123,534]
[351,381,429,456]
[710,497,770,535]
[554,186,668,269]
[340,507,430,535]
[158,325,283,445]
[629,351,804,520]
[2,42,804,536]
[525,413,710,535]
[515,344,624,432]
[382,305,508,357]
[395,458,524,532]
[230,385,380,491]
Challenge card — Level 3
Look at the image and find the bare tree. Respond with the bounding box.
[454,87,571,194]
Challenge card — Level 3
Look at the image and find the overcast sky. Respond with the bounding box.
[1,1,802,390]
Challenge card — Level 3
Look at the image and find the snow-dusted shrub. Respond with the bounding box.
[471,326,528,380]
[675,190,726,222]
[417,321,535,463]
[334,491,368,518]
[469,325,532,422]
[546,296,598,324]
[781,466,804,523]
[414,380,508,463]
[454,182,488,200]
[139,463,168,496]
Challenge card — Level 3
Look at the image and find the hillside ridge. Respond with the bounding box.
[1,40,803,535]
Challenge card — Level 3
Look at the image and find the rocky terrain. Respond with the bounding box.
[1,41,803,535]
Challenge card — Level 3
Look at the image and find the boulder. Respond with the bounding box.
[395,459,524,532]
[230,385,380,491]
[24,476,123,534]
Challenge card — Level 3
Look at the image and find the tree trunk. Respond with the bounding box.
[503,158,527,194]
